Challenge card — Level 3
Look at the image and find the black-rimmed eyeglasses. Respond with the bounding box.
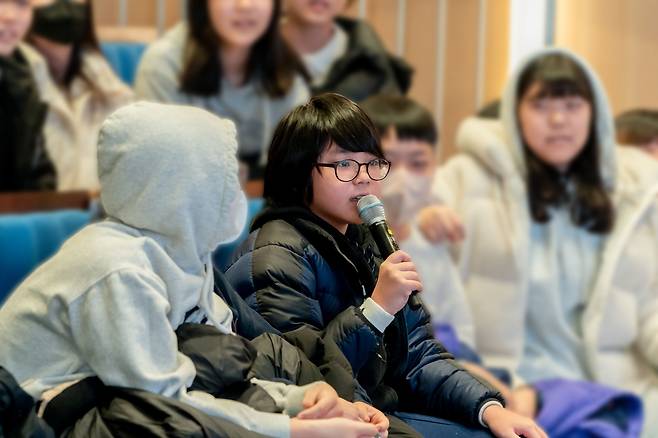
[315,159,391,182]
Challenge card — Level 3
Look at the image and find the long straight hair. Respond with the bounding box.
[518,54,614,234]
[65,1,100,87]
[180,0,307,97]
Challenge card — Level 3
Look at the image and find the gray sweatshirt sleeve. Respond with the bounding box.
[68,269,291,437]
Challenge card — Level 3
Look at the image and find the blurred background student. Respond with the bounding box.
[411,48,657,437]
[0,0,55,191]
[281,0,412,102]
[616,109,658,161]
[135,0,308,179]
[26,0,132,193]
[362,94,518,416]
[360,94,441,243]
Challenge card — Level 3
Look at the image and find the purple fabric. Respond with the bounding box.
[433,323,462,355]
[534,379,644,438]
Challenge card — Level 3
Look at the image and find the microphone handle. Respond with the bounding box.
[369,221,422,310]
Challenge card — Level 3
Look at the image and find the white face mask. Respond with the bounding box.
[381,168,435,225]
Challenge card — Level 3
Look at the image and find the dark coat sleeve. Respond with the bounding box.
[226,240,383,377]
[401,303,504,427]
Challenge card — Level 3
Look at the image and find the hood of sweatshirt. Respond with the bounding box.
[98,101,247,271]
[457,47,617,190]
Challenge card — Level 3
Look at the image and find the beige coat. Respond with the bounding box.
[23,45,133,192]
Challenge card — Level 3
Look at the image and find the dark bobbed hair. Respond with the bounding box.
[264,93,384,207]
[517,53,613,234]
[29,1,101,87]
[181,0,307,97]
[360,94,438,146]
[615,109,658,146]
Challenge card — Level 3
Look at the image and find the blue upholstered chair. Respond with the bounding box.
[101,42,147,86]
[213,198,265,271]
[0,210,92,304]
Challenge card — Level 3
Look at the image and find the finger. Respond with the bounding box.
[356,406,371,422]
[370,411,389,432]
[425,222,445,243]
[300,389,317,411]
[444,215,464,242]
[432,225,447,243]
[297,391,335,419]
[422,221,444,243]
[404,279,423,293]
[351,422,379,436]
[516,425,543,438]
[400,270,421,283]
[393,261,417,272]
[386,250,412,263]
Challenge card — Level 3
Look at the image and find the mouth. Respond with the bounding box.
[231,19,258,30]
[350,194,370,203]
[308,0,331,12]
[546,135,572,145]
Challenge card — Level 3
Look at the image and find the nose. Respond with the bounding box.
[236,0,255,8]
[549,109,566,125]
[353,163,370,184]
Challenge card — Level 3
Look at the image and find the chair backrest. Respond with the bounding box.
[101,42,148,86]
[0,210,92,304]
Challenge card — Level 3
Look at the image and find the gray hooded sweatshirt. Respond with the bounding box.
[0,102,303,437]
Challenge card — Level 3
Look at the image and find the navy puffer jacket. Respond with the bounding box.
[225,207,502,428]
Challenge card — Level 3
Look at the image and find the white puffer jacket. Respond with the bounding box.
[409,47,658,436]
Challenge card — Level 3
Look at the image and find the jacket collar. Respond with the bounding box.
[252,205,378,296]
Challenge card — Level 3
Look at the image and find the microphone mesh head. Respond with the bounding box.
[357,194,386,226]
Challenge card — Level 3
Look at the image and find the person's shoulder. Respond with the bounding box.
[335,16,384,52]
[616,146,658,197]
[439,152,492,184]
[17,43,50,86]
[15,222,161,305]
[254,219,310,255]
[269,73,310,109]
[140,23,187,71]
[81,49,134,98]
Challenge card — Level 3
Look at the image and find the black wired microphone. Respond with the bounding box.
[357,194,422,310]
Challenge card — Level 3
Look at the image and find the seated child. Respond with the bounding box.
[225,93,546,438]
[0,101,384,438]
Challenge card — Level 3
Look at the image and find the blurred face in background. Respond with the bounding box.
[284,0,348,26]
[518,81,592,172]
[380,128,437,226]
[0,0,33,56]
[381,128,436,179]
[30,0,88,46]
[209,0,273,49]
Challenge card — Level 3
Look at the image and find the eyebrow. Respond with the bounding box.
[407,150,431,158]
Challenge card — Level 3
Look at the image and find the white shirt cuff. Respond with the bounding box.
[359,298,395,333]
[478,400,503,428]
